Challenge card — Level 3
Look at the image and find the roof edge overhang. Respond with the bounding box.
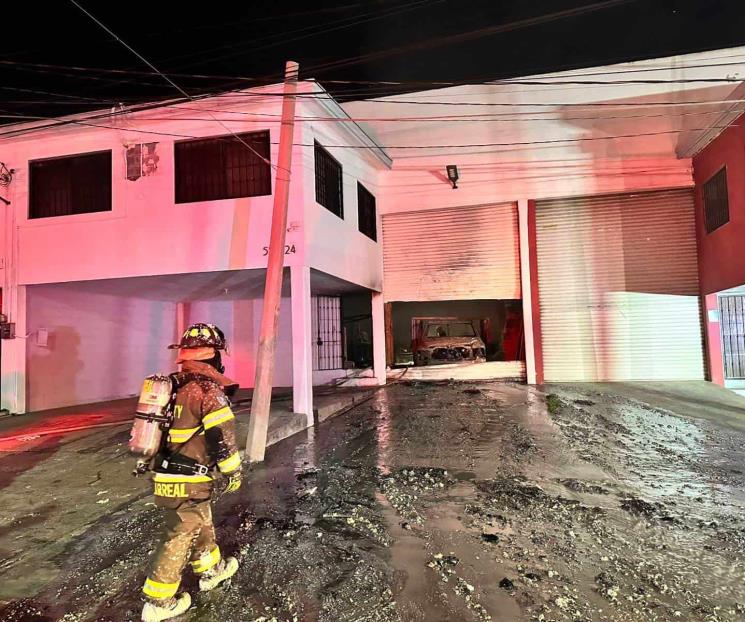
[676,81,745,158]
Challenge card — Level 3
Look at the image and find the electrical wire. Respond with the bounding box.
[284,0,643,79]
[68,0,277,169]
[3,85,745,141]
[0,108,737,152]
[4,96,745,120]
[4,107,735,125]
[164,0,441,71]
[4,85,745,123]
[137,1,412,38]
[3,58,744,89]
[28,0,442,101]
[9,86,745,108]
[1,0,708,105]
[3,78,745,143]
[0,85,107,103]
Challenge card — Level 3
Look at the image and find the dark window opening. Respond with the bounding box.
[29,151,112,219]
[357,182,377,241]
[314,141,343,218]
[703,167,730,233]
[175,130,271,204]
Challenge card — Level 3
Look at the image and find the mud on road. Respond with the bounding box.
[1,381,745,621]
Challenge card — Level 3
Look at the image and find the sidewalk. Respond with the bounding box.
[0,386,376,453]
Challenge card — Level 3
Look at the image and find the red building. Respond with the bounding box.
[694,109,745,393]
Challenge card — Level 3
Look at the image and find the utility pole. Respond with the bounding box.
[246,61,299,463]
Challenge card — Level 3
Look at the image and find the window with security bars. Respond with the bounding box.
[174,130,271,204]
[357,182,377,241]
[315,296,343,370]
[29,151,112,219]
[703,167,730,233]
[314,141,343,218]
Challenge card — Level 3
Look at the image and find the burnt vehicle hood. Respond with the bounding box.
[418,336,485,348]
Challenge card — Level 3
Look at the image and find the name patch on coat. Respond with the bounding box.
[154,482,188,498]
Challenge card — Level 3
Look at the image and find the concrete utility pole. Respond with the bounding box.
[245,61,299,463]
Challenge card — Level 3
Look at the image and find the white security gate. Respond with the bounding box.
[314,295,343,371]
[382,203,521,302]
[720,295,745,380]
[536,189,704,382]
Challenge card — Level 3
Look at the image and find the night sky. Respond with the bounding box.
[2,0,745,123]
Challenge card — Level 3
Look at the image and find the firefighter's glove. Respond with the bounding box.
[225,470,242,494]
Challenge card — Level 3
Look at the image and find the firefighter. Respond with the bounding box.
[141,323,242,622]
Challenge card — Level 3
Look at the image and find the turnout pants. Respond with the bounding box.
[142,499,221,601]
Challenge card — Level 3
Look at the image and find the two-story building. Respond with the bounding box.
[3,45,745,417]
[0,82,390,420]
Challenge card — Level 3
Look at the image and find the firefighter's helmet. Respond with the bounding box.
[168,323,227,350]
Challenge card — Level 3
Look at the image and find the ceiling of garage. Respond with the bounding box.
[28,268,370,301]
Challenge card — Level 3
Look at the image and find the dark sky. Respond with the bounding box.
[2,0,745,124]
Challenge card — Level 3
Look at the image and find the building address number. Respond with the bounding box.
[262,245,296,256]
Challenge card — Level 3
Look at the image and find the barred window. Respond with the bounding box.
[29,151,112,219]
[175,130,271,204]
[357,182,377,241]
[314,141,343,218]
[703,167,730,233]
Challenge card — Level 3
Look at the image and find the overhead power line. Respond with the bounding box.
[289,0,644,78]
[0,0,671,105]
[165,0,441,72]
[3,107,740,125]
[3,87,745,141]
[0,109,737,152]
[3,58,744,88]
[8,83,745,109]
[68,0,275,169]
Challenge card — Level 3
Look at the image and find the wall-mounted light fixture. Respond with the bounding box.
[446,164,459,189]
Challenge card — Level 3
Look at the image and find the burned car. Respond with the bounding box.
[412,318,486,366]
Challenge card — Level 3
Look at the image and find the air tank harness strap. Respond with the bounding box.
[153,450,210,477]
[154,371,221,477]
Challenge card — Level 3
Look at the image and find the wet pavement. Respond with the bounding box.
[1,380,745,621]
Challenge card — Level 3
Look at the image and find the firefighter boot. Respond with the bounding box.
[199,556,239,591]
[141,593,191,622]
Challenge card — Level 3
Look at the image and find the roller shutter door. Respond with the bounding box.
[536,189,704,382]
[382,203,520,302]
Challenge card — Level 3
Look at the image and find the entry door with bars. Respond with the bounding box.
[315,296,343,371]
[720,295,745,379]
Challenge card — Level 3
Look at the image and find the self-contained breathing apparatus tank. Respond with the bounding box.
[129,375,174,465]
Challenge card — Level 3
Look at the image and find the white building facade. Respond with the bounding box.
[3,47,745,415]
[0,82,390,417]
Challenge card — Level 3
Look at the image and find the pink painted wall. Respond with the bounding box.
[693,111,745,296]
[26,284,176,411]
[187,297,294,390]
[2,86,386,291]
[9,127,306,286]
[703,293,725,386]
